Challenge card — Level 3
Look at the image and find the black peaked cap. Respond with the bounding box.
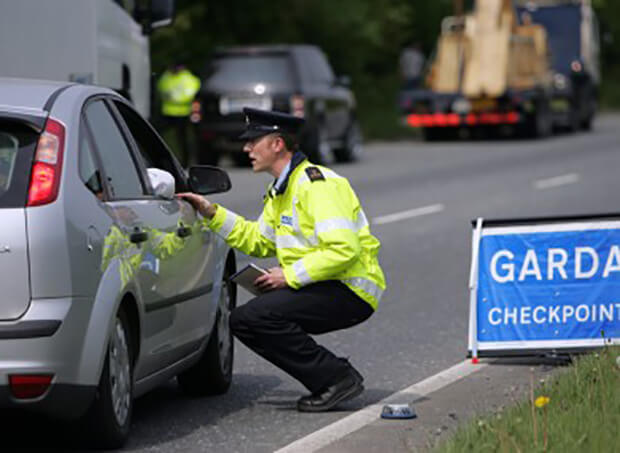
[239,107,305,140]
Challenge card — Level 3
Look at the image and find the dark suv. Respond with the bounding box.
[193,45,362,165]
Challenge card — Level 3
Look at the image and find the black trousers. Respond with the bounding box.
[229,280,374,394]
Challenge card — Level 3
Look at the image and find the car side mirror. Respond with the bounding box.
[148,168,176,199]
[336,75,351,87]
[188,166,232,195]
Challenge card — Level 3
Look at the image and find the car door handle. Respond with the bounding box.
[129,229,149,244]
[177,226,192,238]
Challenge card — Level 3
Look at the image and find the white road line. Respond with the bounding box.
[275,360,486,453]
[534,173,580,190]
[372,203,444,225]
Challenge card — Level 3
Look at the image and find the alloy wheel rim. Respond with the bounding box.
[217,281,233,374]
[109,318,131,426]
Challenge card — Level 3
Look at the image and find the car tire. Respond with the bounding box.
[82,308,134,449]
[177,268,236,396]
[334,121,363,163]
[305,124,331,165]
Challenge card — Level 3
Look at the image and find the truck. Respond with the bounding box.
[516,0,600,131]
[399,0,599,139]
[0,0,174,119]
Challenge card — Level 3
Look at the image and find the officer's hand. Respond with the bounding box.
[176,192,216,218]
[254,267,288,292]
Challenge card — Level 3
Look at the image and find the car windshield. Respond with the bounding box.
[0,122,38,208]
[205,54,296,91]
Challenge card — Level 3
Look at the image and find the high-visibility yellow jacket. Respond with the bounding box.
[157,69,201,117]
[205,154,386,310]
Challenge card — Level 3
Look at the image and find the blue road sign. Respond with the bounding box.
[469,219,620,356]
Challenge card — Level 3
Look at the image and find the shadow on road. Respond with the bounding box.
[0,373,283,452]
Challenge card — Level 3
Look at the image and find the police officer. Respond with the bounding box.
[178,108,386,412]
[157,62,201,167]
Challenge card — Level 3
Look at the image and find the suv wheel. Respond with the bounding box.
[334,121,363,163]
[177,268,236,396]
[82,309,134,449]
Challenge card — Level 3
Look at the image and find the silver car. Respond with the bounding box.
[0,78,237,448]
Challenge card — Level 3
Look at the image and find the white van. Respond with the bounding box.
[0,0,174,118]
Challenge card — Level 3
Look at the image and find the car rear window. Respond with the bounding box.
[206,54,297,91]
[0,121,38,208]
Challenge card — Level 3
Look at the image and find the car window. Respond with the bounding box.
[112,100,185,190]
[78,123,104,199]
[206,54,296,91]
[0,121,38,208]
[83,100,145,200]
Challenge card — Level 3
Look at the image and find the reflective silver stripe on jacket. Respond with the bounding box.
[292,259,313,286]
[258,214,275,242]
[343,277,384,301]
[314,210,369,236]
[276,233,318,249]
[218,210,238,238]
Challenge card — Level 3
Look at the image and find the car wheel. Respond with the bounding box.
[334,121,363,163]
[177,268,236,396]
[82,308,134,449]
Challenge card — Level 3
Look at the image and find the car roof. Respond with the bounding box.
[214,44,318,56]
[0,77,74,111]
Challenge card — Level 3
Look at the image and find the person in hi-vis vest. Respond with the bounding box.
[157,63,200,166]
[178,108,386,412]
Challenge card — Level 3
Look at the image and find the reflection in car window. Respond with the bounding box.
[0,132,18,194]
[78,125,104,199]
[84,100,144,199]
[0,122,38,208]
[113,101,183,189]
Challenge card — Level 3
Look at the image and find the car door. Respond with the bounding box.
[110,99,218,376]
[82,98,192,379]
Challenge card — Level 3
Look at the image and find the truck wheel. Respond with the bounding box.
[422,128,443,141]
[178,269,236,396]
[524,101,552,138]
[82,309,134,449]
[334,121,363,163]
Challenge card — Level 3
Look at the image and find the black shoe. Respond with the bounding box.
[297,370,364,412]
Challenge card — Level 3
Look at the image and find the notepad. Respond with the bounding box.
[229,263,269,296]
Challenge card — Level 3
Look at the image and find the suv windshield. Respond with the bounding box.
[206,54,296,91]
[0,121,38,208]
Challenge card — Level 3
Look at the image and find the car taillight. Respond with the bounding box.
[27,118,65,207]
[9,374,54,399]
[290,95,305,118]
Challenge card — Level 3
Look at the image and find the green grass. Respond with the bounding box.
[436,346,620,453]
